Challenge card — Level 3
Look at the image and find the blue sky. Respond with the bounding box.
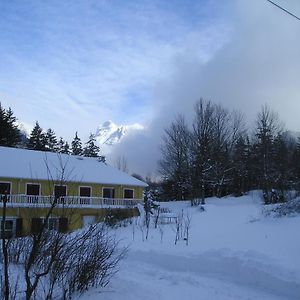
[1,0,300,176]
[0,0,230,140]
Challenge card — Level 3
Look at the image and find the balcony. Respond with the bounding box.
[0,194,142,208]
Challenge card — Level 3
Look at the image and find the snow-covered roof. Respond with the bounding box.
[0,146,148,187]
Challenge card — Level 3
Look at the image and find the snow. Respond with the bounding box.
[0,146,147,187]
[95,120,144,148]
[80,193,300,300]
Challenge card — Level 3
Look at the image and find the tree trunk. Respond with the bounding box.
[1,193,10,300]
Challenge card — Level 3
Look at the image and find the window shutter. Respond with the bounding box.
[58,218,68,233]
[31,218,42,234]
[15,218,23,237]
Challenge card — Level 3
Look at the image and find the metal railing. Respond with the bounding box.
[0,194,142,208]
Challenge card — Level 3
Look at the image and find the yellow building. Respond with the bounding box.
[0,146,147,237]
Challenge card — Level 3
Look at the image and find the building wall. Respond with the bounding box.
[0,206,140,235]
[0,177,144,236]
[0,177,144,199]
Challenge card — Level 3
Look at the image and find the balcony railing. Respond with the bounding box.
[0,194,142,208]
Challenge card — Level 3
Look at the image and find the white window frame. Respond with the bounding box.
[102,187,115,198]
[79,186,92,197]
[26,183,41,196]
[0,181,12,195]
[123,188,134,199]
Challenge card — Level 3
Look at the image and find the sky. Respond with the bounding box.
[1,0,300,177]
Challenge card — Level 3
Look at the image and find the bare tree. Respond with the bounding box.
[159,114,192,200]
[183,213,192,246]
[191,99,215,204]
[209,107,245,197]
[1,192,10,300]
[115,156,129,173]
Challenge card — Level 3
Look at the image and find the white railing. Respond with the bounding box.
[0,194,142,208]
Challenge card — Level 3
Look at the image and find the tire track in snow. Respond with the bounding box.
[127,250,300,300]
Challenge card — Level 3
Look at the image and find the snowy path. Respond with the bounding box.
[83,250,298,300]
[80,194,300,300]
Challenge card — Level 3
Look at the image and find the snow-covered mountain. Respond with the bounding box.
[16,121,32,137]
[94,120,144,147]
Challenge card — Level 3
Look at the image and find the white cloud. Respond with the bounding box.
[0,0,229,141]
[107,0,300,177]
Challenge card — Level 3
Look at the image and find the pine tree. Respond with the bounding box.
[27,122,46,151]
[45,128,58,152]
[83,134,100,157]
[254,105,282,203]
[0,103,21,147]
[71,132,83,156]
[58,137,65,152]
[62,141,70,154]
[272,134,291,202]
[232,136,249,196]
[58,137,70,154]
[291,136,300,191]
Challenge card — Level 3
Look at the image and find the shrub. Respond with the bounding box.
[104,208,139,227]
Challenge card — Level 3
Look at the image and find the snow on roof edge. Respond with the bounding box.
[0,146,148,188]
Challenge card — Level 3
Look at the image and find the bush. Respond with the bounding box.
[263,197,300,217]
[104,208,139,227]
[2,224,127,299]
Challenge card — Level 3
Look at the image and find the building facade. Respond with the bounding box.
[0,146,147,237]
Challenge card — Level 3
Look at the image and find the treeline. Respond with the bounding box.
[159,99,300,204]
[0,102,104,160]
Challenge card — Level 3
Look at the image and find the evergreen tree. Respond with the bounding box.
[83,134,100,157]
[0,103,21,147]
[272,134,292,201]
[27,122,46,151]
[232,136,250,195]
[291,136,300,191]
[45,128,58,152]
[58,137,70,154]
[62,141,70,154]
[254,105,282,203]
[58,137,65,152]
[71,132,83,156]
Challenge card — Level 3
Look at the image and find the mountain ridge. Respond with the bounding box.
[94,120,144,147]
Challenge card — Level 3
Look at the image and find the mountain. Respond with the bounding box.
[94,120,144,147]
[17,122,31,137]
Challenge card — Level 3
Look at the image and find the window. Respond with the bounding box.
[26,183,40,196]
[45,218,59,231]
[31,217,67,233]
[79,186,91,197]
[0,219,15,238]
[124,189,134,199]
[0,182,11,195]
[54,185,67,199]
[103,188,115,198]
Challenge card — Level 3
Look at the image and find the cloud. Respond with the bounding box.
[2,0,299,177]
[0,0,226,141]
[108,0,300,177]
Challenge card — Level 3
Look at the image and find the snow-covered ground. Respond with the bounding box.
[81,192,300,300]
